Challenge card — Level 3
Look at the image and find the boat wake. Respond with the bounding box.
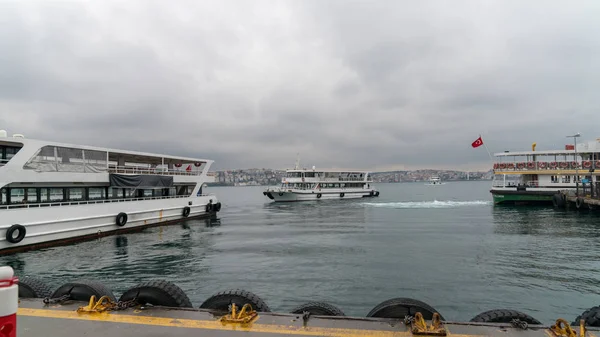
[363,200,491,209]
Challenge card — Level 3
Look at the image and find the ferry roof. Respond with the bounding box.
[286,168,371,173]
[0,136,213,165]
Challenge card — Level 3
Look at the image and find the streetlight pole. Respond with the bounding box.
[567,133,581,196]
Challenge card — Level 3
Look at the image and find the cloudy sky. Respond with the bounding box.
[1,0,599,171]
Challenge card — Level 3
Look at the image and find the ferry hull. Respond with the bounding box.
[264,190,378,202]
[490,190,555,205]
[0,195,219,255]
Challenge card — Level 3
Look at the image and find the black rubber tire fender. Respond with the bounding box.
[375,191,380,197]
[6,224,26,243]
[182,206,191,217]
[205,203,213,212]
[576,197,584,209]
[367,297,444,320]
[340,193,345,198]
[370,191,374,197]
[214,202,222,212]
[119,280,193,308]
[317,193,322,199]
[50,279,116,302]
[116,212,128,227]
[552,194,560,207]
[200,289,270,312]
[290,301,345,316]
[18,276,52,298]
[470,309,542,324]
[573,306,600,326]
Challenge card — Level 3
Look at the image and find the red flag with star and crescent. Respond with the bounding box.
[471,136,483,148]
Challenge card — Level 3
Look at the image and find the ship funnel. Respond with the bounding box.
[0,130,6,138]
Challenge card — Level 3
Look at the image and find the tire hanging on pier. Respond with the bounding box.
[17,276,52,298]
[366,297,444,320]
[470,309,541,325]
[182,206,191,217]
[200,289,271,312]
[50,279,116,302]
[290,301,345,316]
[119,280,193,308]
[575,197,584,209]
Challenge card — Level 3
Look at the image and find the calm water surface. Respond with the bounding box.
[2,181,600,323]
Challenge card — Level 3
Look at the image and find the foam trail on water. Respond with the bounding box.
[363,200,491,209]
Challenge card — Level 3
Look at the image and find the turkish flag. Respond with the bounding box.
[471,136,483,148]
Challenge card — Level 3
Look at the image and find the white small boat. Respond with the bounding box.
[425,176,444,185]
[263,164,379,202]
[0,130,221,254]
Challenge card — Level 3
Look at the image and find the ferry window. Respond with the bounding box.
[68,188,85,201]
[0,188,6,205]
[10,188,25,204]
[4,147,20,160]
[27,188,37,203]
[40,189,50,202]
[89,188,106,200]
[305,172,315,178]
[49,188,64,201]
[144,189,153,197]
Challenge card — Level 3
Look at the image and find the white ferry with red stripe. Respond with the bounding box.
[0,130,221,255]
[263,164,379,202]
[490,138,600,205]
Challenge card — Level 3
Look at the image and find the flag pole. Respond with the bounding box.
[480,134,494,163]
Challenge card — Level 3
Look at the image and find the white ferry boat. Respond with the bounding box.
[491,138,600,205]
[425,176,444,185]
[263,166,380,202]
[0,131,221,254]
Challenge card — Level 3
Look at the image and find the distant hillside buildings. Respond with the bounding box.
[210,169,492,186]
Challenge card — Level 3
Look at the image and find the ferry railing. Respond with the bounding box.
[108,166,203,176]
[0,194,217,210]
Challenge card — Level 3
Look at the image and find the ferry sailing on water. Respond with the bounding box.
[425,176,444,185]
[0,130,221,254]
[263,159,379,202]
[490,137,600,205]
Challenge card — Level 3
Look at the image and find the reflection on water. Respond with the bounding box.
[3,183,600,324]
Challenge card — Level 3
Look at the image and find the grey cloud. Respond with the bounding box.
[1,0,600,171]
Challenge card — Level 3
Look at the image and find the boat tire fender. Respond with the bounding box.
[470,309,542,325]
[6,224,26,243]
[278,192,284,196]
[576,197,584,209]
[119,280,193,308]
[214,202,222,212]
[340,193,345,198]
[50,280,117,302]
[366,297,444,320]
[205,203,213,212]
[290,301,345,316]
[375,191,380,197]
[200,289,271,312]
[18,276,52,298]
[317,193,322,199]
[116,213,128,227]
[182,206,191,217]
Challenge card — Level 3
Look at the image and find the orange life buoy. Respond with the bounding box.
[596,160,600,168]
[527,162,535,169]
[583,161,592,169]
[507,163,515,169]
[517,162,524,169]
[559,162,568,169]
[493,163,499,169]
[499,163,506,169]
[571,161,578,168]
[538,162,547,169]
[550,162,558,168]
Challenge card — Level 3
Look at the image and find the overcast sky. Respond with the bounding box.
[1,0,599,171]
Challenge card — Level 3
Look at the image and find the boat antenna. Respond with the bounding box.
[294,153,300,170]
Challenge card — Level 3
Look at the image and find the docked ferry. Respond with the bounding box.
[490,139,600,205]
[0,131,221,254]
[263,166,379,202]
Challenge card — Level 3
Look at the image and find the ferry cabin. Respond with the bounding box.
[264,169,379,201]
[490,140,600,204]
[0,133,220,254]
